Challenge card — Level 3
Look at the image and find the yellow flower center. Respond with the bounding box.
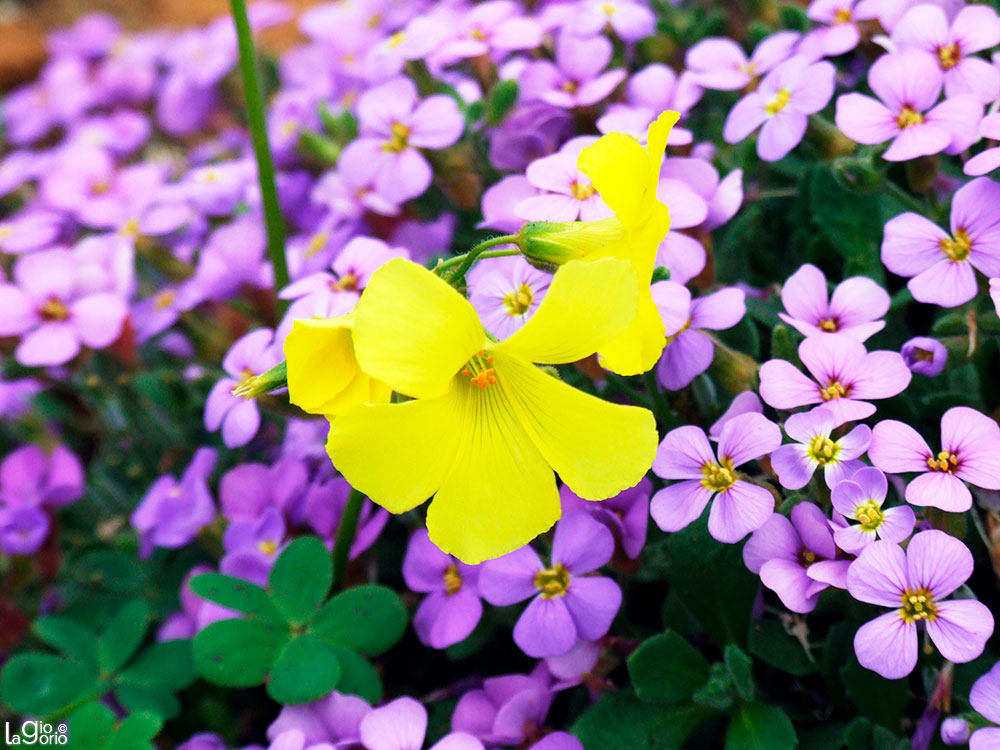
[0,225,11,239]
[443,564,463,595]
[665,318,693,346]
[460,350,498,389]
[854,500,884,532]
[471,27,488,40]
[92,180,111,195]
[927,450,959,473]
[560,80,579,94]
[807,435,840,465]
[818,317,839,332]
[701,457,736,493]
[119,217,141,238]
[798,547,817,566]
[387,31,407,48]
[602,3,617,14]
[331,272,359,292]
[739,61,758,76]
[39,297,70,322]
[571,180,596,201]
[940,228,972,262]
[820,380,848,401]
[200,170,218,183]
[383,122,411,153]
[154,289,176,310]
[900,587,937,623]
[503,284,534,316]
[305,232,328,258]
[765,88,791,116]
[896,106,925,129]
[937,43,960,70]
[257,540,278,555]
[834,8,852,23]
[533,563,571,598]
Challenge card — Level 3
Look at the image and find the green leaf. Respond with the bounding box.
[724,645,754,701]
[112,683,180,719]
[98,600,151,673]
[628,631,710,705]
[693,663,734,711]
[843,716,908,750]
[32,615,100,667]
[726,702,796,750]
[193,618,290,687]
[748,621,819,676]
[311,585,407,656]
[104,712,162,750]
[189,573,284,622]
[572,691,715,750]
[268,537,333,625]
[0,652,101,717]
[841,655,909,730]
[117,640,195,690]
[328,644,383,704]
[69,702,116,750]
[267,634,342,705]
[485,79,519,126]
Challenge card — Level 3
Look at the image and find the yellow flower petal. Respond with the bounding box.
[596,287,666,376]
[644,110,680,183]
[353,258,484,399]
[284,317,355,415]
[578,132,649,228]
[426,377,559,564]
[497,351,658,500]
[326,393,464,514]
[493,258,638,365]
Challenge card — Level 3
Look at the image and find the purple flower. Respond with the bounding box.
[537,639,601,691]
[480,176,538,232]
[338,77,464,204]
[869,406,1000,512]
[939,716,970,745]
[651,281,746,390]
[743,503,850,613]
[433,1,543,63]
[177,733,227,750]
[488,103,574,172]
[515,138,610,222]
[451,674,552,747]
[559,477,651,560]
[0,444,84,508]
[0,248,127,366]
[301,477,389,558]
[158,564,213,641]
[598,65,701,146]
[132,281,205,344]
[965,112,1000,176]
[268,691,370,748]
[479,513,621,658]
[758,334,912,423]
[360,697,484,750]
[131,448,218,557]
[724,56,836,162]
[779,263,890,341]
[565,0,656,41]
[0,211,62,255]
[221,507,287,584]
[218,459,308,523]
[771,406,871,490]
[192,217,269,303]
[846,530,994,679]
[881,177,1000,307]
[800,0,875,57]
[892,3,1000,103]
[651,413,782,543]
[519,33,626,109]
[467,257,552,340]
[658,156,744,232]
[0,506,49,555]
[205,328,282,448]
[969,661,1000,749]
[709,391,764,440]
[901,336,948,376]
[686,31,800,91]
[835,51,982,162]
[831,467,916,553]
[403,529,483,650]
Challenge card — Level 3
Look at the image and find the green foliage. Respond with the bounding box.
[572,691,716,750]
[726,702,797,750]
[68,702,162,750]
[628,630,709,704]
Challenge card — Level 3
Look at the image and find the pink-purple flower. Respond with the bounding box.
[559,477,651,560]
[519,33,626,109]
[360,697,484,750]
[968,661,1000,749]
[830,467,916,553]
[451,673,552,747]
[778,263,890,341]
[770,406,871,490]
[467,256,551,340]
[901,336,948,377]
[686,31,800,91]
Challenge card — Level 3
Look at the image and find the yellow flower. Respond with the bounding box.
[284,316,390,416]
[518,110,680,376]
[325,257,658,563]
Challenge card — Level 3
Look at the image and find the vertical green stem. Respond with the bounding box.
[229,0,290,312]
[331,488,366,591]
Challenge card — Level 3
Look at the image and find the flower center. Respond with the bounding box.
[0,225,11,239]
[833,7,852,23]
[39,297,70,322]
[900,587,938,623]
[331,272,358,292]
[701,457,736,493]
[471,27,488,40]
[460,350,498,389]
[443,564,463,595]
[257,540,278,555]
[305,232,328,258]
[910,347,936,363]
[797,547,817,567]
[765,88,791,116]
[387,31,407,48]
[854,500,884,531]
[120,217,141,238]
[154,289,176,310]
[570,180,595,200]
[665,318,692,346]
[940,228,972,262]
[533,563,570,598]
[91,180,111,195]
[820,380,849,401]
[560,80,579,94]
[937,42,960,70]
[807,435,840,465]
[896,106,925,129]
[927,450,959,473]
[502,284,534,316]
[383,122,411,153]
[818,317,839,332]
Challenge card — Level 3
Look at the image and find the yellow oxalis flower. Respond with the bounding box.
[326,257,658,563]
[519,111,679,377]
[284,316,390,416]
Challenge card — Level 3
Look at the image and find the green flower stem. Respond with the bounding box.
[434,236,521,282]
[229,0,290,313]
[331,488,366,591]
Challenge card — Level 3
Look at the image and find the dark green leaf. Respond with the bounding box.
[189,573,284,622]
[311,584,407,656]
[0,652,101,716]
[328,644,382,704]
[68,702,116,750]
[726,702,796,750]
[118,640,195,690]
[112,683,180,719]
[843,716,909,750]
[693,663,734,711]
[485,79,519,126]
[724,645,754,701]
[572,691,715,750]
[32,616,99,667]
[268,537,333,625]
[841,656,909,730]
[628,631,710,705]
[104,712,162,750]
[193,618,290,687]
[748,621,819,676]
[267,634,342,705]
[98,600,151,673]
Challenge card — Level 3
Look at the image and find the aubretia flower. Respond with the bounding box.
[0,212,61,255]
[479,513,621,658]
[686,31,800,91]
[451,674,552,747]
[338,77,464,204]
[771,406,871,490]
[267,691,370,748]
[519,33,627,109]
[965,113,1000,176]
[968,661,1000,749]
[831,467,915,553]
[881,177,1000,307]
[0,444,84,508]
[758,334,912,422]
[433,1,543,63]
[801,0,875,57]
[743,503,850,613]
[205,328,282,448]
[516,140,611,223]
[779,263,890,341]
[724,56,836,162]
[940,716,971,746]
[710,391,764,440]
[650,413,782,543]
[359,697,484,750]
[651,281,746,390]
[566,0,656,41]
[901,336,947,376]
[846,530,993,679]
[869,406,1000,512]
[559,477,651,560]
[835,51,982,162]
[403,530,483,650]
[467,257,551,340]
[221,507,287,584]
